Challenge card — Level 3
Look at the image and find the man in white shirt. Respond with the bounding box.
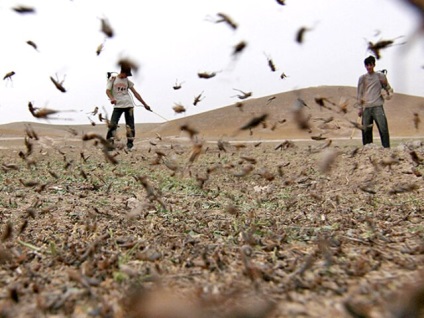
[106,65,151,150]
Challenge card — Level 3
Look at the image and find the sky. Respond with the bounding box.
[0,0,423,126]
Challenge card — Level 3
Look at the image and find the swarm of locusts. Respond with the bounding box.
[1,1,424,317]
[0,114,424,317]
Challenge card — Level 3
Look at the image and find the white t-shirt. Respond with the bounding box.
[106,77,135,108]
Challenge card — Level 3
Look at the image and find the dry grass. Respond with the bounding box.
[0,86,423,317]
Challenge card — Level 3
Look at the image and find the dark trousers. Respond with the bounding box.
[362,105,390,148]
[106,107,135,147]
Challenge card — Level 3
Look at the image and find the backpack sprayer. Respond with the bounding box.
[106,71,168,122]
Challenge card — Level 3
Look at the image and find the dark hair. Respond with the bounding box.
[364,55,376,66]
[120,65,132,76]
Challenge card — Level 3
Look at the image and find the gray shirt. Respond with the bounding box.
[357,72,392,108]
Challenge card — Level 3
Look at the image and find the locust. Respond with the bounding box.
[233,41,247,56]
[311,134,327,141]
[87,117,96,126]
[212,12,238,30]
[26,40,38,51]
[240,114,268,130]
[232,88,252,100]
[267,96,276,104]
[189,143,203,163]
[314,96,336,110]
[296,26,309,43]
[88,106,99,116]
[413,112,420,130]
[173,79,184,90]
[198,71,217,79]
[25,124,39,140]
[3,71,15,81]
[173,103,186,114]
[193,92,205,106]
[349,120,373,131]
[1,222,13,242]
[293,99,311,130]
[82,133,115,153]
[217,139,227,152]
[367,38,403,59]
[12,6,35,14]
[50,75,66,93]
[100,18,114,38]
[265,53,276,72]
[96,42,104,56]
[180,124,198,139]
[28,102,60,119]
[235,102,244,111]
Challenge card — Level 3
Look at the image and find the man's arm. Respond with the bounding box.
[380,74,393,99]
[130,87,151,111]
[357,76,364,116]
[106,77,116,104]
[106,89,116,104]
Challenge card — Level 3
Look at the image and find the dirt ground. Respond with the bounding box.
[0,128,423,318]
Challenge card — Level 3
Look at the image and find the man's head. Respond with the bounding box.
[364,55,376,66]
[120,64,132,77]
[364,55,376,73]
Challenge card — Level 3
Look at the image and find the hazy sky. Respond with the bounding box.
[0,0,423,125]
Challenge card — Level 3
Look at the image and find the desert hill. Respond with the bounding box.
[0,86,423,141]
[149,86,424,141]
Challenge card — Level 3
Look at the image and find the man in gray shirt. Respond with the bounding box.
[357,55,393,148]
